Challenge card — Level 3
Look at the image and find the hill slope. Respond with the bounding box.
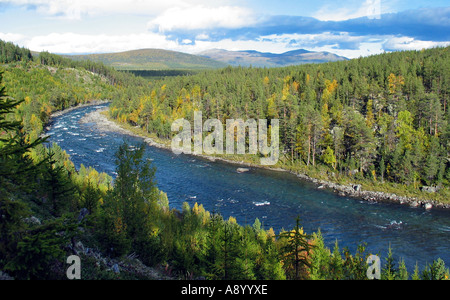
[65,49,228,71]
[198,49,348,67]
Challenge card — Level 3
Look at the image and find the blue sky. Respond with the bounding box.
[0,0,449,58]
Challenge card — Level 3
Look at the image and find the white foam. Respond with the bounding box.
[253,201,270,207]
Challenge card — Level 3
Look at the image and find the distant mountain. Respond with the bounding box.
[64,49,228,71]
[62,48,348,71]
[198,49,348,67]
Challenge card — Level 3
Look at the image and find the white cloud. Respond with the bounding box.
[314,0,384,21]
[0,0,241,19]
[383,36,450,51]
[0,31,406,59]
[195,33,210,40]
[2,32,179,54]
[147,5,256,32]
[0,0,192,19]
[181,39,193,45]
[1,28,447,60]
[0,32,27,45]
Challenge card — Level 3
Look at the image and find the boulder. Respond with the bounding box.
[0,271,14,281]
[410,201,420,208]
[421,186,437,193]
[237,168,250,173]
[112,264,120,274]
[353,184,362,192]
[24,216,41,226]
[78,208,90,223]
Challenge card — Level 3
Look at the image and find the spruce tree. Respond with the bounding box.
[41,148,76,217]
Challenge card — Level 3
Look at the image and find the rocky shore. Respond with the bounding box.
[82,106,449,211]
[297,174,450,210]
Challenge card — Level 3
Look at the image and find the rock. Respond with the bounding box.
[353,184,362,192]
[24,216,41,226]
[237,168,250,173]
[424,203,433,210]
[112,264,120,274]
[410,201,420,208]
[75,241,85,253]
[421,186,437,193]
[0,271,14,280]
[78,208,90,223]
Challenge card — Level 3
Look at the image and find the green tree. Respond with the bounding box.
[310,229,331,280]
[0,72,44,270]
[99,142,161,264]
[4,219,77,280]
[343,109,376,174]
[278,217,314,280]
[424,136,441,185]
[322,146,337,170]
[41,148,77,217]
[421,259,450,280]
[81,181,102,214]
[382,245,399,280]
[329,240,344,280]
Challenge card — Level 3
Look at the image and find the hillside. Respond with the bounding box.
[198,48,348,67]
[1,39,449,281]
[65,49,228,71]
[110,46,450,205]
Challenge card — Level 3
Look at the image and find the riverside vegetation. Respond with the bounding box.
[0,39,449,280]
[108,46,450,206]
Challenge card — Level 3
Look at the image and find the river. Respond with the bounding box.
[46,103,450,271]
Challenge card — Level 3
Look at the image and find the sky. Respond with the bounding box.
[0,0,449,58]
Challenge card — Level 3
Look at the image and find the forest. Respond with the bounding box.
[109,47,450,204]
[0,39,449,280]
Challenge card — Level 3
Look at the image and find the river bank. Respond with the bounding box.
[80,106,450,211]
[42,100,110,135]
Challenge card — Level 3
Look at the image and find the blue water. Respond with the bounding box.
[46,103,450,271]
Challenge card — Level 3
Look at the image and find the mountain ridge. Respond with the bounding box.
[63,48,228,71]
[198,48,348,67]
[63,48,348,71]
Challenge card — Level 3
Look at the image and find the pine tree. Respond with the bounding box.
[382,246,398,280]
[421,259,449,280]
[0,72,77,279]
[0,72,39,267]
[278,217,314,280]
[398,258,409,280]
[424,136,441,185]
[41,148,76,217]
[411,263,421,280]
[310,229,331,280]
[81,181,102,214]
[329,240,344,280]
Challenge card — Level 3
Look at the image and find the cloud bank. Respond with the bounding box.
[0,0,448,58]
